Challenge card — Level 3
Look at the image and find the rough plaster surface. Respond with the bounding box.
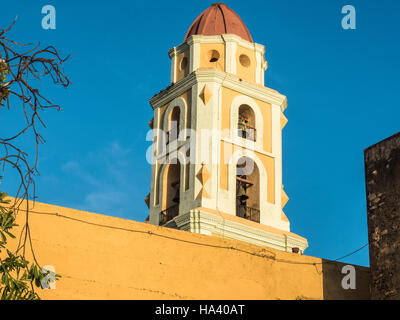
[365,132,400,300]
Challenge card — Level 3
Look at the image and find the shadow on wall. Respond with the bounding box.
[322,260,370,300]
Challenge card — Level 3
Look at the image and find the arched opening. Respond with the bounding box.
[208,50,220,63]
[238,104,256,141]
[239,54,251,68]
[168,107,180,144]
[160,161,181,225]
[236,157,260,223]
[180,57,188,71]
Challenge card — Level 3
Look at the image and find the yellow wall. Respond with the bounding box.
[236,45,257,83]
[197,43,258,83]
[6,200,370,300]
[199,43,225,72]
[176,50,190,82]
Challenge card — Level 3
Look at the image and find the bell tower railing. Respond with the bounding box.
[160,204,179,225]
[237,123,256,142]
[236,205,260,223]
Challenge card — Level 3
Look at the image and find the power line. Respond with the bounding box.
[333,243,369,262]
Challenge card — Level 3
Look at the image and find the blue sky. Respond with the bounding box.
[1,0,400,267]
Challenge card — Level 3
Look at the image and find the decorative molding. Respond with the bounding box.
[150,69,287,112]
[196,163,211,199]
[280,112,288,130]
[171,210,308,253]
[199,84,212,105]
[186,34,265,54]
[162,97,187,134]
[281,186,289,209]
[150,74,197,110]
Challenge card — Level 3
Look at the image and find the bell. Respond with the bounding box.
[144,193,150,209]
[236,181,248,204]
[172,188,180,204]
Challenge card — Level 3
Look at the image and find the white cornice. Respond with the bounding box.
[168,43,189,58]
[170,210,308,253]
[169,34,266,59]
[149,69,287,111]
[149,73,198,109]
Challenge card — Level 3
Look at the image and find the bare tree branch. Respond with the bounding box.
[0,17,71,266]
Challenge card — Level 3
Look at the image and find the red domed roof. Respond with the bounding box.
[184,3,253,43]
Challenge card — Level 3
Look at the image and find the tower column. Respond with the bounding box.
[222,35,237,74]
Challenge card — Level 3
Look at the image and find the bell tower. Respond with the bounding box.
[146,3,308,253]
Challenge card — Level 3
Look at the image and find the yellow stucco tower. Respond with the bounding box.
[147,3,308,253]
